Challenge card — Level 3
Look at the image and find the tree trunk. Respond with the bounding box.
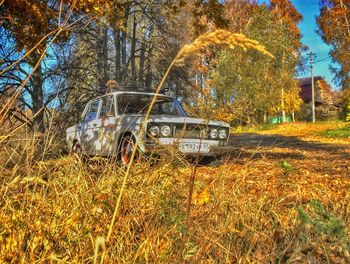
[139,13,146,89]
[30,53,45,133]
[281,87,286,122]
[114,28,121,83]
[101,26,109,92]
[139,39,146,89]
[145,44,153,90]
[95,26,108,94]
[144,25,154,90]
[130,13,137,87]
[121,8,129,83]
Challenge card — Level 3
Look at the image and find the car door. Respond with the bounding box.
[79,99,101,155]
[97,95,118,156]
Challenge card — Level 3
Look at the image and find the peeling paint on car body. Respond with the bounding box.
[66,91,230,157]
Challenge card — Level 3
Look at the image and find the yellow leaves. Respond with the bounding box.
[2,232,19,259]
[344,93,350,122]
[346,103,350,121]
[317,79,334,105]
[185,95,236,123]
[195,62,210,75]
[271,0,302,46]
[169,30,274,125]
[212,105,236,123]
[194,186,210,205]
[259,122,350,143]
[1,122,350,262]
[68,0,109,16]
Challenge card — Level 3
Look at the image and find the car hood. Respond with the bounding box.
[146,115,230,128]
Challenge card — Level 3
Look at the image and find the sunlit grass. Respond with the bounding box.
[232,122,350,144]
[317,124,350,139]
[1,129,350,262]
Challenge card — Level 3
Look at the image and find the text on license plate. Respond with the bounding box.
[178,143,210,153]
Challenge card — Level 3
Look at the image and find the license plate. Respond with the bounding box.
[178,143,210,153]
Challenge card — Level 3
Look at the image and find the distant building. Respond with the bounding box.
[297,76,340,120]
[298,76,323,105]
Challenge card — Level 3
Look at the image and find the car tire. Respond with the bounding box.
[71,140,82,154]
[71,140,88,163]
[120,135,138,165]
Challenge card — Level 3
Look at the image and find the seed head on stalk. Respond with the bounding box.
[174,29,274,65]
[102,29,274,263]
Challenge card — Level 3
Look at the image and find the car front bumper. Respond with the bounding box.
[141,137,231,156]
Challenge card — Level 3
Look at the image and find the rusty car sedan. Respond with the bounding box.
[66,91,230,164]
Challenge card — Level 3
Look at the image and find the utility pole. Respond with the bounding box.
[281,53,286,123]
[308,52,316,123]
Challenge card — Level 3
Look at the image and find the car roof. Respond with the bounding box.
[93,91,175,100]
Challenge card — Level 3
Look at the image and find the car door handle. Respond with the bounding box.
[92,124,97,127]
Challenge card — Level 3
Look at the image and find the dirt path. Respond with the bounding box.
[227,133,350,176]
[229,133,350,150]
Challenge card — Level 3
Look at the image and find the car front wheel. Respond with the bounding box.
[71,140,88,163]
[120,135,138,165]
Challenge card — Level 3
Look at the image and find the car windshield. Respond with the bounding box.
[117,94,186,117]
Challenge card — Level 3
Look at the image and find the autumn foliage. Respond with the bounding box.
[270,0,303,47]
[317,0,350,87]
[1,1,349,262]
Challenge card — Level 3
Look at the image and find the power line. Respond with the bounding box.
[315,56,331,63]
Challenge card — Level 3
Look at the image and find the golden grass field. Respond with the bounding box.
[0,122,349,263]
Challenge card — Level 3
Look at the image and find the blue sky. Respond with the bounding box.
[260,0,337,88]
[291,0,337,88]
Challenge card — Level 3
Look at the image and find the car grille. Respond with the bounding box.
[147,122,229,140]
[173,123,209,139]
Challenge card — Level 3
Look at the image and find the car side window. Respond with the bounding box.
[83,100,100,122]
[99,96,115,118]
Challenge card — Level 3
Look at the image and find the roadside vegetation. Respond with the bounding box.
[257,122,350,145]
[234,121,350,140]
[317,125,350,139]
[1,122,349,262]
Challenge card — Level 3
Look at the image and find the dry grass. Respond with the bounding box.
[257,122,350,144]
[1,27,348,262]
[1,123,350,263]
[100,28,276,255]
[234,122,350,144]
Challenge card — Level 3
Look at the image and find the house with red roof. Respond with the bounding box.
[297,76,340,120]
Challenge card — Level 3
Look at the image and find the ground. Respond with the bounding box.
[229,123,349,176]
[0,122,349,263]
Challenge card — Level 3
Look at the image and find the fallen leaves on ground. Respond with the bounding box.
[0,122,349,262]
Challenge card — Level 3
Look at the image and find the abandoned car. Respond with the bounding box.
[66,91,230,164]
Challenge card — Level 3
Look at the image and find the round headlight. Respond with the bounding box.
[219,128,227,139]
[160,125,172,137]
[149,125,160,137]
[210,128,218,139]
